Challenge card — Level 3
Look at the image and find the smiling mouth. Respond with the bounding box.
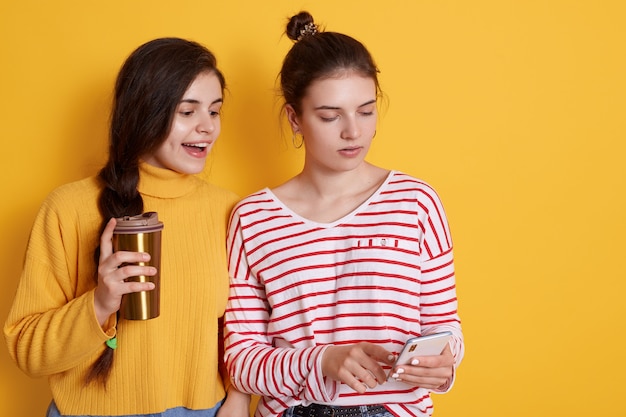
[183,143,208,151]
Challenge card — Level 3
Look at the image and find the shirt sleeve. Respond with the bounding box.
[223,207,339,403]
[417,186,464,384]
[3,193,115,378]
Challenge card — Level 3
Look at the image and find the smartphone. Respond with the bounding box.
[388,331,452,378]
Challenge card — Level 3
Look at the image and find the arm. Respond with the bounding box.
[390,187,464,391]
[217,315,251,417]
[224,276,334,402]
[3,197,111,377]
[4,195,155,377]
[223,211,337,403]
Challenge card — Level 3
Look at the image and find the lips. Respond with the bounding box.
[183,142,209,150]
[182,142,209,157]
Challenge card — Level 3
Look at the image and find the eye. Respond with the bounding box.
[359,106,376,117]
[319,112,338,122]
[178,106,195,116]
[209,103,222,117]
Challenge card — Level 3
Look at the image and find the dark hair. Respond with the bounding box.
[280,11,380,115]
[86,37,225,386]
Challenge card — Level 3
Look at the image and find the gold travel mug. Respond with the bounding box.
[112,212,164,320]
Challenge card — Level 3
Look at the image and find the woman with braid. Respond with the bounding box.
[224,11,464,417]
[4,38,249,417]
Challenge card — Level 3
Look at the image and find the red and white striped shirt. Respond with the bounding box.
[225,171,464,417]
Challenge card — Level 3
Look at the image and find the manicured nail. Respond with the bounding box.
[391,373,399,378]
[396,368,405,374]
[411,359,420,365]
[388,354,396,361]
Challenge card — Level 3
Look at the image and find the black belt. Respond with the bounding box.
[290,403,388,417]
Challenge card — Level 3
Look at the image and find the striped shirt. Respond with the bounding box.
[224,171,464,417]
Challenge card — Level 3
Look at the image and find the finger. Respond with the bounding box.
[123,280,156,294]
[393,372,449,389]
[366,345,396,365]
[411,353,454,369]
[114,251,153,268]
[117,263,157,280]
[99,218,117,262]
[342,373,369,394]
[356,369,379,389]
[98,251,154,284]
[360,344,395,382]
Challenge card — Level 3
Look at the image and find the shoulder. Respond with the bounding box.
[385,171,443,201]
[191,178,240,208]
[31,176,101,239]
[228,188,277,222]
[40,176,100,214]
[381,171,450,219]
[231,188,274,211]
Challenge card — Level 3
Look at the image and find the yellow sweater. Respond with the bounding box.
[4,163,239,415]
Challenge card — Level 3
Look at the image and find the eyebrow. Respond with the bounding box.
[180,97,223,105]
[314,99,376,111]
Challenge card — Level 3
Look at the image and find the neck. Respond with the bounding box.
[297,162,384,200]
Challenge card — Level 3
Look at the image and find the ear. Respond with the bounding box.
[285,104,301,133]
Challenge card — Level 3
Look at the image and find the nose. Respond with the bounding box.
[340,115,360,140]
[198,112,216,134]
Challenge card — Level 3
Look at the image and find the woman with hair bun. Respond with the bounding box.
[224,11,464,417]
[5,37,249,417]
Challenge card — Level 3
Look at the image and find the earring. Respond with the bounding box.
[292,132,304,149]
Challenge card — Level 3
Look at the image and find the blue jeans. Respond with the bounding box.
[282,405,393,417]
[46,400,223,417]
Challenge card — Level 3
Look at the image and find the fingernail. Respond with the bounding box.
[391,373,399,378]
[396,368,405,374]
[411,359,420,365]
[142,253,150,260]
[388,354,396,361]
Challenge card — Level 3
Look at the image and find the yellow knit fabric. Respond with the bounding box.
[4,163,239,415]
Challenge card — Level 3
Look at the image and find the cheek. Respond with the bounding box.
[213,118,222,136]
[365,117,378,132]
[168,120,190,139]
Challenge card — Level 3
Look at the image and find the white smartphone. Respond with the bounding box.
[388,331,452,379]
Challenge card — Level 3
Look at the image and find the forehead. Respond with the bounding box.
[183,71,223,98]
[304,73,377,106]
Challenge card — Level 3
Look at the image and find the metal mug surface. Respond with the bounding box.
[112,212,164,320]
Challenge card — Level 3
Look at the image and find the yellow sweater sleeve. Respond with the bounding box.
[4,179,114,377]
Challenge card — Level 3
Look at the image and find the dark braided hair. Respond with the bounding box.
[86,37,225,386]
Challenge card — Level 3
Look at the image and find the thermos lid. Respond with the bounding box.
[113,212,164,234]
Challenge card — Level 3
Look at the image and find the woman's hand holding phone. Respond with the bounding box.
[388,331,455,390]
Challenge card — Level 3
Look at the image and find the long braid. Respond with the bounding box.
[85,163,143,386]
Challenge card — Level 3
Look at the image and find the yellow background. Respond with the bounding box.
[1,1,624,416]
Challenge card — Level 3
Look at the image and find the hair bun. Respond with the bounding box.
[286,11,318,42]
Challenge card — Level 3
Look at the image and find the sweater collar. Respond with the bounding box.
[137,162,198,198]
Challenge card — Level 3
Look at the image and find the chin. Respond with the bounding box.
[174,163,206,175]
